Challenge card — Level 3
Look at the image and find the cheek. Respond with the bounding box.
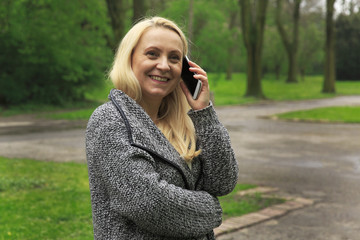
[132,61,149,80]
[173,65,182,78]
[130,56,139,77]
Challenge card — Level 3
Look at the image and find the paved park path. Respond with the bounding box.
[1,95,360,239]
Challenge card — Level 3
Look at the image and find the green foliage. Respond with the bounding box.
[0,0,112,105]
[262,25,287,77]
[335,12,360,81]
[0,157,93,239]
[298,11,325,76]
[159,0,238,73]
[275,106,360,123]
[1,0,359,107]
[2,73,360,117]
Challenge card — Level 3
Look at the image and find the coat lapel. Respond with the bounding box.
[109,89,195,190]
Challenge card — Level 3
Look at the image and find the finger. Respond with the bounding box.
[190,68,207,77]
[188,61,207,78]
[188,60,200,68]
[192,74,208,89]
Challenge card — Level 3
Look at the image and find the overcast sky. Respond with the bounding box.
[311,0,359,16]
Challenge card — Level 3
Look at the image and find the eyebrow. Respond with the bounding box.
[144,46,182,55]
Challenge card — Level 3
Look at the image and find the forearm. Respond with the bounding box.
[189,104,239,196]
[101,151,222,238]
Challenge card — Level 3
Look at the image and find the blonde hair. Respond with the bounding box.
[108,16,200,162]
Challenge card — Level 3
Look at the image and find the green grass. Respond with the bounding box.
[0,157,281,239]
[276,106,360,123]
[219,184,285,220]
[39,74,360,121]
[0,100,100,118]
[209,73,360,105]
[1,73,360,119]
[43,108,95,120]
[0,157,93,240]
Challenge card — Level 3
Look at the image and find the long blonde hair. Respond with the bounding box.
[108,17,200,162]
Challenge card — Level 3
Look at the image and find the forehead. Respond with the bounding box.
[137,27,184,53]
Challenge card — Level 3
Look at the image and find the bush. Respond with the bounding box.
[0,0,112,105]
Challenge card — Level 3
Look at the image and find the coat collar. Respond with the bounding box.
[109,89,195,190]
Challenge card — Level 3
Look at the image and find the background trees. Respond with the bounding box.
[323,0,336,93]
[298,5,325,80]
[239,0,268,98]
[335,7,360,81]
[275,0,302,83]
[105,0,127,50]
[0,0,111,105]
[0,0,358,106]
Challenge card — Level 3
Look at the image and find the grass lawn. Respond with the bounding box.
[1,73,360,119]
[219,184,285,220]
[275,106,360,123]
[0,157,282,239]
[0,157,93,240]
[210,73,360,105]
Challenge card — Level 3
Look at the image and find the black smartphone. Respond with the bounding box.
[181,56,202,100]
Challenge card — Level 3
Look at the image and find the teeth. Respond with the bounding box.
[151,76,168,82]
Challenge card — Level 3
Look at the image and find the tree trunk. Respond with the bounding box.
[276,0,301,83]
[239,0,268,98]
[226,10,238,80]
[105,0,126,51]
[133,0,145,24]
[323,0,336,93]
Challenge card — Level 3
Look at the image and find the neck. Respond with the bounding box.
[139,99,162,123]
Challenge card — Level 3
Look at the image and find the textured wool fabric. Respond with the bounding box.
[86,89,238,239]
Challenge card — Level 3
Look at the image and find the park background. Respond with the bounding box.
[1,0,360,110]
[1,0,360,239]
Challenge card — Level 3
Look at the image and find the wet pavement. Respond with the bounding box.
[1,96,360,239]
[215,96,360,240]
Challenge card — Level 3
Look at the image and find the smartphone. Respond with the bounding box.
[181,56,202,100]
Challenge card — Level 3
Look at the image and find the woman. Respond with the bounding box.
[86,16,238,240]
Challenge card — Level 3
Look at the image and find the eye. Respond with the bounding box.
[146,51,158,58]
[169,54,181,63]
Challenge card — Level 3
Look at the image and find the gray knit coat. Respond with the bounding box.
[86,89,238,240]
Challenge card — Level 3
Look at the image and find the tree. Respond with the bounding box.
[239,0,268,98]
[275,0,302,83]
[0,0,111,105]
[262,25,286,79]
[225,0,240,80]
[105,0,127,50]
[133,0,146,23]
[297,3,325,78]
[160,0,231,73]
[323,0,336,92]
[335,5,360,80]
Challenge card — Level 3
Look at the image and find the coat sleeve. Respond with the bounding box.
[188,103,239,196]
[86,107,222,238]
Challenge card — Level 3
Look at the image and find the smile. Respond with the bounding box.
[150,75,169,82]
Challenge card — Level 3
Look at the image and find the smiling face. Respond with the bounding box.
[131,27,184,105]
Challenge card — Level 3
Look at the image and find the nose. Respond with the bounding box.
[156,56,170,72]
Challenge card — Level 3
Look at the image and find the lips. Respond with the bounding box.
[150,75,169,82]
